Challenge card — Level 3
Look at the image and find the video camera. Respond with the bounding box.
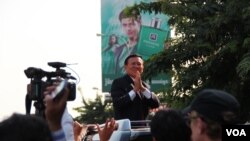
[24,62,77,117]
[24,62,76,102]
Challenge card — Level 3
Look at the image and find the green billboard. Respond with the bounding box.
[101,0,171,92]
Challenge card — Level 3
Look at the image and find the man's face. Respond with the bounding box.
[124,57,144,78]
[188,111,204,141]
[121,18,140,39]
[110,36,117,45]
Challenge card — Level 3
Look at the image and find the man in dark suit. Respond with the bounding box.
[111,54,160,121]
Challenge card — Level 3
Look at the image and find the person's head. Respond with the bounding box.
[109,34,118,46]
[150,109,191,141]
[184,89,240,141]
[119,8,141,40]
[124,54,144,78]
[0,113,52,141]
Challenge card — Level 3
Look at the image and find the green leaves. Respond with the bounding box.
[73,95,113,124]
[237,52,250,80]
[132,0,250,121]
[243,37,250,49]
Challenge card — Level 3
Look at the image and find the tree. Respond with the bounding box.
[128,0,250,122]
[73,88,113,124]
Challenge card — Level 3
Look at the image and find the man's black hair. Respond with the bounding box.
[150,109,191,141]
[0,113,52,141]
[124,54,143,65]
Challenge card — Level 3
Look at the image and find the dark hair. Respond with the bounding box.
[108,34,118,46]
[183,89,240,124]
[124,54,143,65]
[119,8,141,22]
[150,109,191,141]
[0,113,52,141]
[182,89,241,140]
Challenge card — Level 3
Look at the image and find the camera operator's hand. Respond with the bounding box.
[43,83,69,131]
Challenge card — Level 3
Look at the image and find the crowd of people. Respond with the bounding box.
[0,80,117,141]
[151,89,240,141]
[0,54,244,141]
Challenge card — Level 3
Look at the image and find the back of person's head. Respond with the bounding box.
[124,54,143,65]
[183,89,240,140]
[184,89,240,124]
[0,113,52,141]
[150,109,191,141]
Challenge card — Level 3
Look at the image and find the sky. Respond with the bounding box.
[0,0,102,120]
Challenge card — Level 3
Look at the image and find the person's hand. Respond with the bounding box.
[134,71,145,92]
[134,71,146,92]
[133,71,140,91]
[96,118,117,141]
[43,81,69,131]
[74,121,89,141]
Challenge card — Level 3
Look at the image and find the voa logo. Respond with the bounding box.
[226,129,246,136]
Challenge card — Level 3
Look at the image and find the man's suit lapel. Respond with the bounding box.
[122,75,134,92]
[123,74,134,86]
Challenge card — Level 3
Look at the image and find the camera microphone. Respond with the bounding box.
[48,62,66,69]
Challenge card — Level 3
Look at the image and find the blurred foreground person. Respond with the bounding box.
[0,82,69,141]
[0,113,53,141]
[183,89,240,141]
[150,109,191,141]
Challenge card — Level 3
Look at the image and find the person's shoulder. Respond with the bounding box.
[114,75,125,81]
[113,75,130,83]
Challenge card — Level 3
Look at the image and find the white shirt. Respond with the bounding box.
[61,108,74,141]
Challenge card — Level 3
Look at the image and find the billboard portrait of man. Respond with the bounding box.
[101,0,171,92]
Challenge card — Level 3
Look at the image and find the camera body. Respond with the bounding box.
[28,78,76,101]
[25,62,76,102]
